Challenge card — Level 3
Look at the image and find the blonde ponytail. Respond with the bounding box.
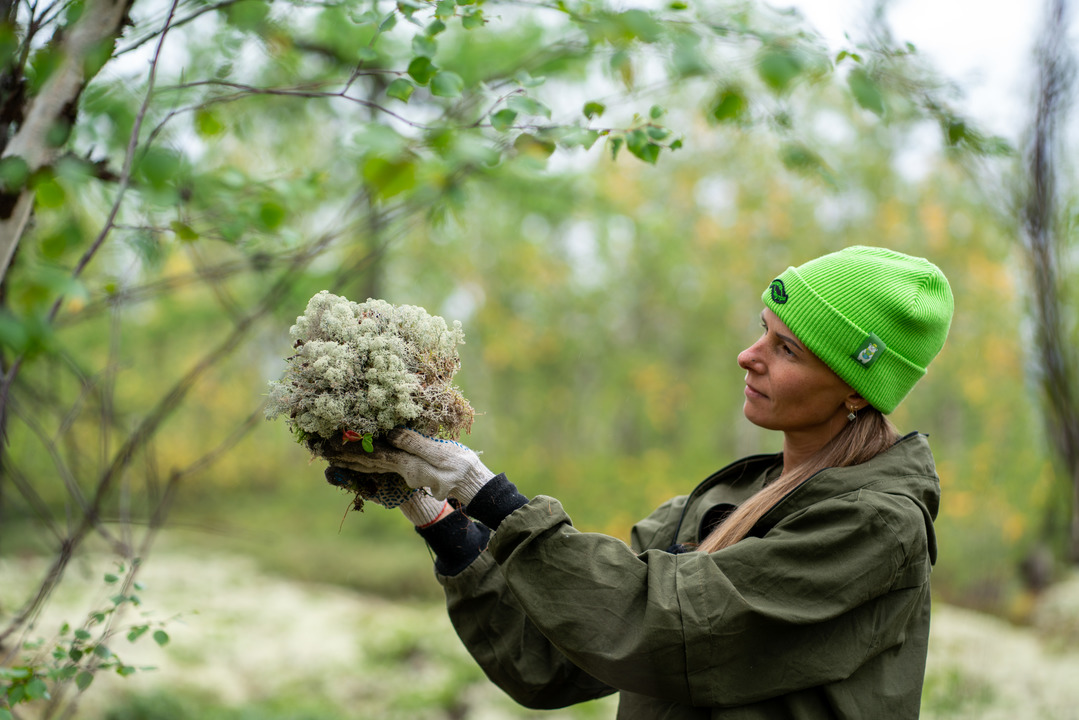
[697,410,899,553]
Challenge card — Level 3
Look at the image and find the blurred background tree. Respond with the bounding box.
[0,0,1070,716]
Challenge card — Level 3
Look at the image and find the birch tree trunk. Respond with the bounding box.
[1021,0,1079,562]
[0,0,134,284]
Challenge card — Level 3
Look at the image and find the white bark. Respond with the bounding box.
[0,0,134,284]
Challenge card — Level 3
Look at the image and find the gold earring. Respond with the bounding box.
[847,404,857,422]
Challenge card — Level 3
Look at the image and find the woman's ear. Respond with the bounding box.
[845,391,867,412]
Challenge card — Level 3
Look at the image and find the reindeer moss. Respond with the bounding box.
[266,291,474,450]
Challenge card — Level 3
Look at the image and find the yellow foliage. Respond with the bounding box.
[918,202,949,251]
[960,372,988,404]
[1002,512,1026,543]
[947,490,974,519]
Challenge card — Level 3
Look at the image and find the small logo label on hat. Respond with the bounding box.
[852,333,885,368]
[769,279,788,305]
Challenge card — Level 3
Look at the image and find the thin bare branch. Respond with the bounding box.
[8,397,89,515]
[54,0,183,317]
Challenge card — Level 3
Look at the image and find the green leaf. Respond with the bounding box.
[170,221,199,242]
[0,667,31,680]
[434,0,456,19]
[104,573,119,584]
[1,707,14,720]
[848,67,884,116]
[0,156,30,192]
[396,0,424,20]
[514,70,545,88]
[626,129,660,164]
[0,24,16,67]
[560,127,601,150]
[258,201,285,230]
[93,644,112,659]
[618,9,663,43]
[225,0,270,31]
[194,109,225,137]
[507,95,551,119]
[116,665,137,677]
[378,10,397,32]
[33,178,65,208]
[361,434,374,452]
[430,71,464,98]
[356,46,378,62]
[426,19,447,35]
[461,8,485,29]
[127,625,150,643]
[46,119,71,147]
[152,630,170,647]
[386,78,415,103]
[609,135,624,160]
[490,109,517,132]
[407,56,436,85]
[135,148,181,190]
[512,133,556,160]
[709,87,746,123]
[73,630,92,642]
[583,101,606,120]
[75,671,93,691]
[25,678,49,701]
[779,141,836,187]
[69,648,84,662]
[362,156,417,199]
[412,34,437,58]
[645,125,670,140]
[757,45,802,93]
[946,119,967,147]
[649,104,665,119]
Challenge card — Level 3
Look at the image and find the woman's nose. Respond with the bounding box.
[738,340,763,371]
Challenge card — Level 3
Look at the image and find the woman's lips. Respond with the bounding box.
[744,383,767,399]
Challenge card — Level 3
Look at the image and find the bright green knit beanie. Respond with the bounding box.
[761,246,953,414]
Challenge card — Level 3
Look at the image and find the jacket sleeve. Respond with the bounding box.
[438,550,616,709]
[486,491,931,708]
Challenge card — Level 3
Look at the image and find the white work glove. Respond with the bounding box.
[399,491,451,527]
[319,429,494,504]
[323,463,449,526]
[386,428,495,504]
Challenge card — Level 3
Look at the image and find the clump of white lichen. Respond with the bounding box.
[265,291,474,456]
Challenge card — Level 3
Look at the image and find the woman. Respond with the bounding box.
[328,245,954,719]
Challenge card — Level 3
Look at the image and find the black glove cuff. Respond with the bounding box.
[416,508,491,577]
[464,473,528,531]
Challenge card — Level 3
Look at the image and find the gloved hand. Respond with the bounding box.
[384,428,495,504]
[318,429,495,504]
[323,466,417,508]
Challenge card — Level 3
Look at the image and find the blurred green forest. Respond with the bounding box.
[7,86,1052,608]
[1,0,1076,716]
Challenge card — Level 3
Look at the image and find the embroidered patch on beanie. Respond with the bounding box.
[851,333,885,368]
[768,279,788,304]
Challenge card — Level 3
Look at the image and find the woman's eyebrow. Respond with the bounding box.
[760,312,804,353]
[777,331,804,353]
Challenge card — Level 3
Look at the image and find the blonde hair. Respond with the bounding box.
[697,409,900,553]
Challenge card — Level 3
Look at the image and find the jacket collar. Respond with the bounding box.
[673,432,941,562]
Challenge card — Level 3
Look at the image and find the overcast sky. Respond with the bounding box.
[788,0,1055,141]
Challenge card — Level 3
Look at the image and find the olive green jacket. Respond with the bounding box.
[438,432,940,719]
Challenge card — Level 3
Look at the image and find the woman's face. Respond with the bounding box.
[738,308,859,442]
